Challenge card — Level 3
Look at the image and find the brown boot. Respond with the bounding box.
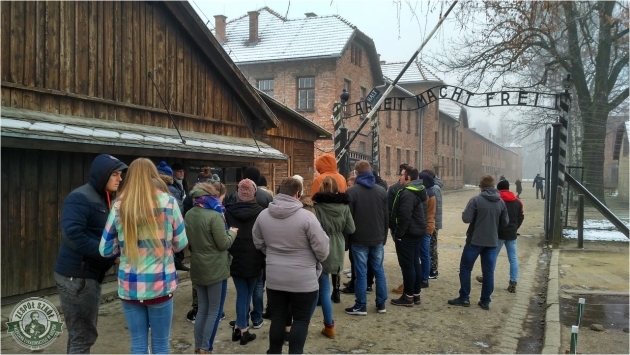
[392,284,404,294]
[321,322,336,339]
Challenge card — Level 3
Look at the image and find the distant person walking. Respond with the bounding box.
[515,178,523,198]
[100,158,188,354]
[429,171,443,279]
[533,174,545,199]
[447,175,508,311]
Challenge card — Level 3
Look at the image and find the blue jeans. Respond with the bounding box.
[497,239,519,282]
[251,272,264,323]
[420,234,431,281]
[195,280,227,351]
[233,277,257,329]
[458,243,497,304]
[351,244,388,307]
[121,297,173,354]
[318,272,333,325]
[54,272,102,354]
[394,237,422,295]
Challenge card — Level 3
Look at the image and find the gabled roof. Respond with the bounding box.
[219,7,383,84]
[440,100,463,121]
[381,61,443,83]
[163,2,279,129]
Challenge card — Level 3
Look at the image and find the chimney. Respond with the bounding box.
[214,15,227,43]
[379,54,385,65]
[305,12,317,18]
[248,11,259,43]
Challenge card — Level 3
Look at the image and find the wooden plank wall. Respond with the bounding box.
[1,1,288,139]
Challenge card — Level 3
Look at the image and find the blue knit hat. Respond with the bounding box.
[156,161,173,177]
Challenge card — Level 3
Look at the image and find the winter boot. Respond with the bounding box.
[392,284,404,294]
[507,281,517,293]
[321,322,336,339]
[239,330,257,345]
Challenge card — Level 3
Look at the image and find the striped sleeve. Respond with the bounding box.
[100,203,120,257]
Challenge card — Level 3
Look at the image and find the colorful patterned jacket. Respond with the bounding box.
[100,192,188,301]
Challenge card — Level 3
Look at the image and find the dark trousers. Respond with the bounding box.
[394,237,423,295]
[458,243,498,303]
[536,187,544,199]
[266,289,317,354]
[54,272,102,354]
[430,230,439,271]
[349,249,374,288]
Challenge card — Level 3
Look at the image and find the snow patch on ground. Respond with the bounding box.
[564,219,629,242]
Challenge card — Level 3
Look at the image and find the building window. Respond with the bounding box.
[397,111,402,131]
[447,126,450,146]
[351,44,363,67]
[414,150,418,167]
[459,132,462,148]
[360,86,367,101]
[344,79,351,95]
[297,77,315,110]
[396,148,401,168]
[407,111,411,133]
[441,156,445,173]
[386,111,392,128]
[434,132,438,153]
[406,150,411,165]
[258,79,274,97]
[359,141,366,153]
[386,146,391,175]
[415,111,420,136]
[441,123,445,144]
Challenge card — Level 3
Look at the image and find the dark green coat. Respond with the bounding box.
[312,192,355,274]
[184,184,236,286]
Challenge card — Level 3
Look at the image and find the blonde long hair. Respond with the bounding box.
[118,158,164,265]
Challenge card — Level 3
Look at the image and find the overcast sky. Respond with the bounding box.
[191,0,515,132]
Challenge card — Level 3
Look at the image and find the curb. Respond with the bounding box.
[542,248,561,354]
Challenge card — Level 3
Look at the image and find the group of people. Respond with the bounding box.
[53,152,526,354]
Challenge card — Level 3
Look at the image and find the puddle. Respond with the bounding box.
[560,295,629,329]
[473,341,489,348]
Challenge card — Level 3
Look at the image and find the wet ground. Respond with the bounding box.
[560,295,629,330]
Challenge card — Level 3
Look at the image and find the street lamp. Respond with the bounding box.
[340,88,350,103]
[561,74,574,92]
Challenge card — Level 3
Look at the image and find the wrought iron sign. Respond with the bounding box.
[344,85,564,118]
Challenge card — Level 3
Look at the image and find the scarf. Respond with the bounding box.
[193,195,228,230]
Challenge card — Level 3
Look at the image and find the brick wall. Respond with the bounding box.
[436,112,464,189]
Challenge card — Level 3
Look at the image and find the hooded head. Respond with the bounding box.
[418,171,435,197]
[259,175,268,187]
[88,154,128,196]
[243,166,261,183]
[497,180,510,191]
[315,154,337,174]
[156,161,173,177]
[238,178,257,202]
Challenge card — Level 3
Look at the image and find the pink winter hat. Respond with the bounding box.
[238,179,257,202]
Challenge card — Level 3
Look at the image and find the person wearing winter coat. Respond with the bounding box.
[55,154,127,353]
[224,166,273,208]
[430,173,443,279]
[418,171,436,287]
[311,154,347,196]
[185,182,238,354]
[312,176,356,339]
[100,158,188,354]
[390,167,428,307]
[533,174,545,199]
[225,179,265,345]
[344,160,389,316]
[515,178,523,198]
[477,180,524,293]
[448,175,509,310]
[252,177,329,354]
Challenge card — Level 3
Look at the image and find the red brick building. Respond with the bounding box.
[215,8,383,166]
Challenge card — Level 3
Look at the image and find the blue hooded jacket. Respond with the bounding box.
[55,154,127,282]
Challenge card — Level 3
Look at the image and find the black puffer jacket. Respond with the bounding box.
[498,190,525,240]
[225,201,265,278]
[347,172,389,246]
[392,180,428,239]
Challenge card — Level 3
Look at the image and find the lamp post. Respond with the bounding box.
[338,89,350,178]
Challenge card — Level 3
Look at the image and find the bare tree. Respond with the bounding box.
[431,1,629,199]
